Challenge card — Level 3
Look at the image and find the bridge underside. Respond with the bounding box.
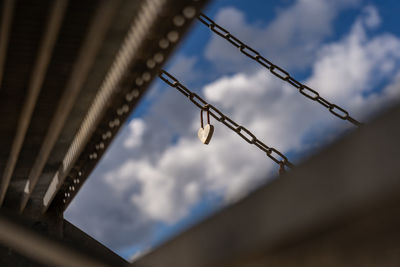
[0,0,399,266]
[0,0,207,217]
[0,0,208,265]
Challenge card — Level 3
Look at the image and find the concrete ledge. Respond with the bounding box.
[134,103,400,267]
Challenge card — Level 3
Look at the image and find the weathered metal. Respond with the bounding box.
[159,70,294,170]
[197,13,363,127]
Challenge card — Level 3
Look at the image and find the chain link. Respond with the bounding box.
[159,70,295,170]
[198,13,363,127]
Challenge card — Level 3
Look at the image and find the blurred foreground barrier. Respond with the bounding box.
[134,102,400,267]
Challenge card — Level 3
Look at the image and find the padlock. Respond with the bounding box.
[198,105,214,145]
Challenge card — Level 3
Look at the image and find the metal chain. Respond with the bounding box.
[159,70,295,170]
[197,13,363,127]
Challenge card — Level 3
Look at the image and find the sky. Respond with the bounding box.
[65,0,400,261]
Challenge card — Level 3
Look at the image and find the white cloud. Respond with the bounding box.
[168,55,200,83]
[123,119,146,149]
[65,2,400,256]
[205,0,361,72]
[308,6,400,118]
[362,5,381,29]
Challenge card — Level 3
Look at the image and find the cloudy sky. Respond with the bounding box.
[65,0,400,260]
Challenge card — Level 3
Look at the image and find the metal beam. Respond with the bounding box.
[20,0,120,212]
[0,0,68,206]
[133,103,400,267]
[42,0,168,213]
[0,212,108,267]
[0,0,15,89]
[42,0,210,213]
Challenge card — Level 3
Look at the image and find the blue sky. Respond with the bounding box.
[65,0,400,261]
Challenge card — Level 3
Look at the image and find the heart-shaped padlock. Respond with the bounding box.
[198,105,214,144]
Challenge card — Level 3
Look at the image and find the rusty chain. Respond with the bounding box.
[198,13,362,127]
[159,70,295,170]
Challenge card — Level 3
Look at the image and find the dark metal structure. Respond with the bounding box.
[0,0,399,266]
[0,0,209,265]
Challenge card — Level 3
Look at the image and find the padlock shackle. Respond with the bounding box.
[200,104,210,128]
